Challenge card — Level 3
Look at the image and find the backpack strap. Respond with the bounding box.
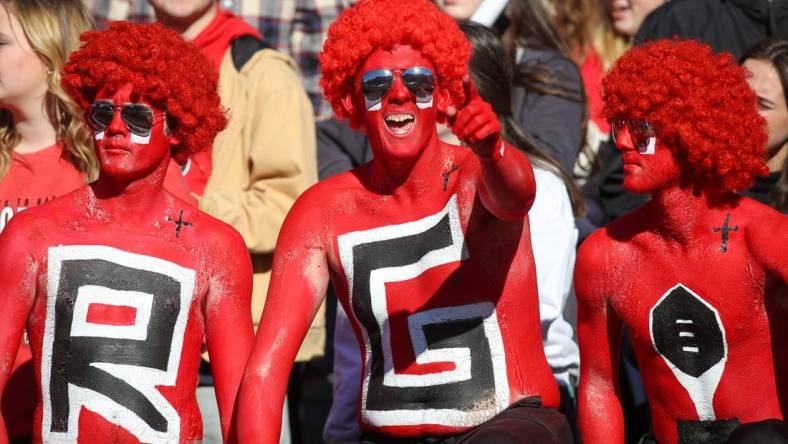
[231,35,270,71]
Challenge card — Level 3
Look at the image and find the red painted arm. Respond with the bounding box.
[203,227,255,443]
[449,80,536,220]
[235,191,329,443]
[747,210,788,287]
[575,234,626,444]
[0,216,38,444]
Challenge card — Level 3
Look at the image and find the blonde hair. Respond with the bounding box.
[0,0,97,181]
[542,0,629,69]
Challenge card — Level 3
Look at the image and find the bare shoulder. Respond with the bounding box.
[736,197,788,251]
[575,217,641,305]
[576,228,616,276]
[289,171,365,221]
[1,187,88,241]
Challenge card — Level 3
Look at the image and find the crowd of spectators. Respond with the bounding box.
[1,0,786,443]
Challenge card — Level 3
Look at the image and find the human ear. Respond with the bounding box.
[435,87,452,124]
[340,93,364,129]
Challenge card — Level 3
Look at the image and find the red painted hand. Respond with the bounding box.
[446,77,502,160]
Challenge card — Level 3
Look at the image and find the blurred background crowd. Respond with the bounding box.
[1,0,787,442]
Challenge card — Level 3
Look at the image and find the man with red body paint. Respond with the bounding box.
[0,22,253,443]
[576,40,788,444]
[237,1,571,443]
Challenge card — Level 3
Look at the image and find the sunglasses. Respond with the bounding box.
[87,101,165,137]
[360,67,435,103]
[611,118,657,154]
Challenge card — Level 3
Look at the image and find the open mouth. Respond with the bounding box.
[384,113,415,135]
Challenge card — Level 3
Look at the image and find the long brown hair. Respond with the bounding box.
[0,0,97,181]
[742,38,788,213]
[462,21,585,216]
[502,0,600,176]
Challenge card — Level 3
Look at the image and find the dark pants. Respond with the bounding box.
[360,397,573,444]
[727,419,788,444]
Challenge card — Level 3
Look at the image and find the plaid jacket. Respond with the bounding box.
[85,0,353,119]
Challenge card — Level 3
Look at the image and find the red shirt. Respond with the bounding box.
[0,144,84,438]
[0,144,84,234]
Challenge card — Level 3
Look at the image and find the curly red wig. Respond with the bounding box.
[603,39,768,192]
[319,0,471,123]
[61,21,226,158]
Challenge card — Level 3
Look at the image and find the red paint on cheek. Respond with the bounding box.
[354,46,439,161]
[85,303,137,326]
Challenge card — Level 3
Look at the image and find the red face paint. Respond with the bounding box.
[354,45,440,162]
[92,83,172,182]
[615,124,681,194]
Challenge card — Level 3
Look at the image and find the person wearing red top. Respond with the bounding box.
[576,40,788,444]
[0,22,254,443]
[237,1,572,443]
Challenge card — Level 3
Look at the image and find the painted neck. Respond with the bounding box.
[368,130,444,198]
[3,94,57,154]
[647,185,733,244]
[89,156,171,224]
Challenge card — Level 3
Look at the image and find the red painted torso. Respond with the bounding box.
[15,186,234,444]
[589,198,787,444]
[318,144,557,437]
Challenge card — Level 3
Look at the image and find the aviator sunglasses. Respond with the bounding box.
[610,118,657,154]
[87,101,165,137]
[360,67,435,103]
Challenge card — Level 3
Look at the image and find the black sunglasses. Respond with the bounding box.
[88,101,165,137]
[360,67,435,103]
[611,118,657,152]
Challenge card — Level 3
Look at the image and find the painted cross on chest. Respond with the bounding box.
[442,164,460,191]
[711,213,738,253]
[167,210,193,238]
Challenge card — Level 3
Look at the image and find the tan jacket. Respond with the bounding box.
[200,47,323,361]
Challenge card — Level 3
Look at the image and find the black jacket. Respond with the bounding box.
[635,0,788,58]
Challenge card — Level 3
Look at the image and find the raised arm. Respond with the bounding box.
[0,217,38,444]
[575,234,625,444]
[235,192,330,443]
[203,227,255,443]
[449,80,536,220]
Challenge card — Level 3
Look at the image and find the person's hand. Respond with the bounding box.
[446,77,503,160]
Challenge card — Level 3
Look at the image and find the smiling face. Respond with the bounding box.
[90,83,174,181]
[615,123,681,194]
[351,45,443,162]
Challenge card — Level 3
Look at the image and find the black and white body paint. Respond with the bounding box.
[649,284,728,420]
[42,245,195,443]
[337,195,509,428]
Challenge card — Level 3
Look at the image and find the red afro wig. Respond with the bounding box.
[319,0,471,123]
[61,21,227,158]
[603,39,768,192]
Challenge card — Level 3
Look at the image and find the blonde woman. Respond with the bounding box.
[0,0,94,439]
[0,0,96,234]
